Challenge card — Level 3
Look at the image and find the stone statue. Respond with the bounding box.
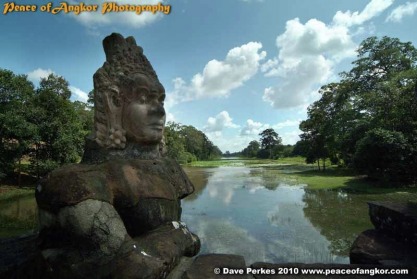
[35,33,200,279]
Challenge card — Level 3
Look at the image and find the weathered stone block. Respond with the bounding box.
[350,229,417,265]
[368,201,417,245]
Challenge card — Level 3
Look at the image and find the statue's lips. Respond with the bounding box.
[148,124,164,130]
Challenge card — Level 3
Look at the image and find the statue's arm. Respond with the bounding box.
[40,199,164,278]
[57,199,128,255]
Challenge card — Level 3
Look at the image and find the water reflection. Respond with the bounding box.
[302,189,371,256]
[182,166,358,264]
[0,165,372,265]
[0,195,38,238]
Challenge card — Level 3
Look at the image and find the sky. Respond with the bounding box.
[1,0,417,153]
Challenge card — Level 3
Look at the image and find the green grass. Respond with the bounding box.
[275,156,307,164]
[0,185,38,238]
[187,160,241,167]
[0,186,35,201]
[280,166,417,194]
[187,156,306,167]
[283,167,357,190]
[187,157,417,195]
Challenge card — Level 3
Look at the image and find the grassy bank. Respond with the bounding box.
[0,185,37,238]
[0,186,35,201]
[0,172,37,201]
[187,156,306,167]
[187,157,417,196]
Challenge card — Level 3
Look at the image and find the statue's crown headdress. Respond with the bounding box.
[93,33,161,149]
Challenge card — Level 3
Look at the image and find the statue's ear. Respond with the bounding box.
[112,94,121,107]
[109,86,122,108]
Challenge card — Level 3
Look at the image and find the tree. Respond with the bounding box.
[38,74,71,99]
[354,128,412,181]
[281,145,294,158]
[72,100,94,136]
[299,36,417,181]
[241,140,260,158]
[87,89,95,107]
[164,122,187,162]
[0,69,37,183]
[164,122,222,163]
[299,83,340,170]
[29,74,86,177]
[258,128,282,159]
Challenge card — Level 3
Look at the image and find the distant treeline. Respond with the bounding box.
[164,122,222,163]
[228,128,294,159]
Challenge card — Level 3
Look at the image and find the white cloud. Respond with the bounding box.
[69,86,89,103]
[166,112,176,122]
[272,119,301,130]
[165,77,188,109]
[209,118,301,152]
[261,18,352,109]
[191,42,266,98]
[206,133,255,153]
[167,42,266,107]
[262,55,332,109]
[260,58,279,74]
[240,119,269,136]
[204,111,239,133]
[68,0,167,29]
[203,117,302,152]
[276,18,355,63]
[262,0,393,109]
[280,130,301,145]
[333,0,394,27]
[27,68,55,83]
[386,1,417,22]
[27,68,88,103]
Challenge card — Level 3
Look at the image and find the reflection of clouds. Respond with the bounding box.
[337,191,348,200]
[191,218,267,264]
[248,185,264,193]
[182,166,351,264]
[206,167,256,205]
[205,167,307,204]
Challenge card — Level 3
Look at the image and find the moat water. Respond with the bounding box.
[0,163,381,264]
[181,166,374,264]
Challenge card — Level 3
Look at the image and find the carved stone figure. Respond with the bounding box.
[35,33,200,279]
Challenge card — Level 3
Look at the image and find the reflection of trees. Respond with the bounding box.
[0,196,38,237]
[249,168,300,190]
[249,168,279,190]
[182,167,211,201]
[302,189,371,256]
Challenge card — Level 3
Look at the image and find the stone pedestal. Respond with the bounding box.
[350,201,417,266]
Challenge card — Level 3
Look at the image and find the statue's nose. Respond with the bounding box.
[151,102,165,116]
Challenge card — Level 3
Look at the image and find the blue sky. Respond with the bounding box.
[1,0,417,152]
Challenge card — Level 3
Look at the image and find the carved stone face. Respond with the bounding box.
[121,74,166,145]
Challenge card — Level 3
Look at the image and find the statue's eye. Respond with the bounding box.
[138,94,147,104]
[136,88,149,104]
[159,94,166,104]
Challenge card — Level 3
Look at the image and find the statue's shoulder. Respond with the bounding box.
[36,163,112,212]
[153,157,195,199]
